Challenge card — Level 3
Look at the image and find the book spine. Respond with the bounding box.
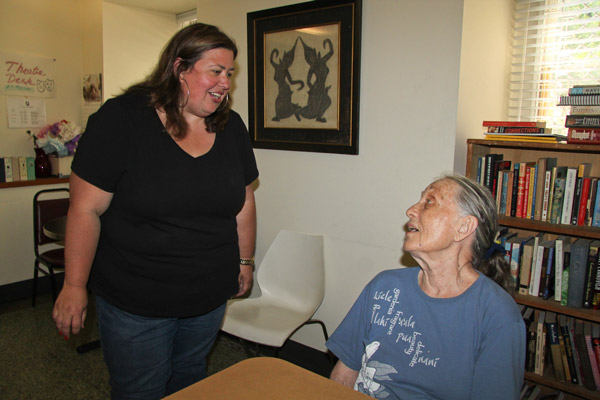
[571,105,600,115]
[583,245,599,309]
[567,127,600,144]
[568,240,591,308]
[559,94,600,106]
[594,183,600,227]
[560,318,576,383]
[571,177,583,225]
[511,163,520,217]
[561,250,571,306]
[569,86,600,95]
[486,126,549,133]
[561,168,577,225]
[482,120,543,127]
[565,115,600,128]
[578,178,592,226]
[542,170,552,222]
[555,239,564,302]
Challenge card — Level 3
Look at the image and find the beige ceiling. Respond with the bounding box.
[104,0,197,15]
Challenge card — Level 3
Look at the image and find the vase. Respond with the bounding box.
[34,148,52,178]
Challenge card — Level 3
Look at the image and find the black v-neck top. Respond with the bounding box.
[72,91,258,317]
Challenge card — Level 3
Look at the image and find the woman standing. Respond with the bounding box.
[53,23,258,399]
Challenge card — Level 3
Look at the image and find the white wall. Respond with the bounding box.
[455,0,512,175]
[0,0,102,286]
[102,2,179,99]
[196,0,463,351]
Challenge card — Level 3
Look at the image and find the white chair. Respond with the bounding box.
[221,229,327,355]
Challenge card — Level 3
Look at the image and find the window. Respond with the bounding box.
[508,0,600,130]
[177,9,197,28]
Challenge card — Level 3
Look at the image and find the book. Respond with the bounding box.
[3,157,13,183]
[26,156,35,180]
[568,317,584,385]
[571,105,600,115]
[508,235,524,289]
[559,315,578,384]
[593,324,600,375]
[486,126,552,134]
[542,168,553,222]
[592,244,600,310]
[583,240,600,309]
[18,157,27,181]
[578,177,592,226]
[517,162,534,218]
[584,321,600,390]
[567,239,592,308]
[567,127,600,144]
[484,154,503,193]
[550,166,568,224]
[542,245,555,300]
[527,164,538,219]
[558,94,600,106]
[569,85,600,95]
[495,167,504,211]
[520,237,537,295]
[492,159,511,199]
[484,134,563,143]
[535,310,547,375]
[556,314,572,382]
[526,310,539,372]
[571,163,592,225]
[483,120,546,128]
[561,242,572,306]
[560,167,577,225]
[546,312,566,382]
[499,170,510,215]
[593,181,600,227]
[576,320,599,390]
[529,233,545,296]
[589,178,599,227]
[554,236,572,302]
[505,170,515,217]
[535,157,557,221]
[10,156,20,182]
[511,162,521,217]
[565,115,600,128]
[0,158,5,182]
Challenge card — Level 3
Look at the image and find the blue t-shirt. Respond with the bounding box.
[326,267,525,400]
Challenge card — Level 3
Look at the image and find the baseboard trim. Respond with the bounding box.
[0,273,64,304]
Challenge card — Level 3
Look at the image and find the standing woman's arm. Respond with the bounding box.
[234,184,256,297]
[52,172,113,338]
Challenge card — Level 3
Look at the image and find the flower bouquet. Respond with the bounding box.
[27,120,82,157]
[27,120,82,178]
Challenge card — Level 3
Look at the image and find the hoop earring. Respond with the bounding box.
[216,93,229,112]
[179,78,190,108]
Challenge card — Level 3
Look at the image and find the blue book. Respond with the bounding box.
[530,165,538,219]
[476,156,483,184]
[593,180,600,227]
[543,246,555,299]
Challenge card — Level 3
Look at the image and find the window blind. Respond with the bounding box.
[508,0,600,130]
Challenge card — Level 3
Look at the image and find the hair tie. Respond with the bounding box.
[484,243,506,260]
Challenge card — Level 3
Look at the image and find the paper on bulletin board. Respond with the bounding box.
[0,52,56,98]
[6,96,47,128]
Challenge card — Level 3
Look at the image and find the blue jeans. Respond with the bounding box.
[95,296,226,400]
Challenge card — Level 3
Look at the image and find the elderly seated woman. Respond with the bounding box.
[326,173,525,400]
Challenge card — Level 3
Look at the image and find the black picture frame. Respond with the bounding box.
[247,0,362,155]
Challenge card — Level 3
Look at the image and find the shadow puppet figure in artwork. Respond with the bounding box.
[295,37,333,123]
[270,38,304,122]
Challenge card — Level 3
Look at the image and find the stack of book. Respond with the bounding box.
[0,156,36,182]
[476,155,600,227]
[482,121,567,143]
[522,307,600,394]
[558,85,600,144]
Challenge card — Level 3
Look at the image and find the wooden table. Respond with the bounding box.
[164,357,371,400]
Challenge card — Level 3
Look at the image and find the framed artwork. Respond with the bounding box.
[247,0,362,155]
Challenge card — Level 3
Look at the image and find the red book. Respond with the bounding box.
[483,120,546,127]
[568,128,600,144]
[578,178,592,225]
[522,166,532,218]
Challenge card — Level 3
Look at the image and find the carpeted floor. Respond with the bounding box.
[0,293,249,400]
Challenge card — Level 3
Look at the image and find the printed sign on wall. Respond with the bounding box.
[1,52,56,97]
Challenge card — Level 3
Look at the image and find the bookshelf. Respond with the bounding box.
[467,139,600,400]
[0,177,69,189]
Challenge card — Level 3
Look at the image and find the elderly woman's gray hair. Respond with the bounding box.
[437,173,512,292]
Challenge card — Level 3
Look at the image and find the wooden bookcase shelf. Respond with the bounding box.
[466,139,600,400]
[0,177,69,189]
